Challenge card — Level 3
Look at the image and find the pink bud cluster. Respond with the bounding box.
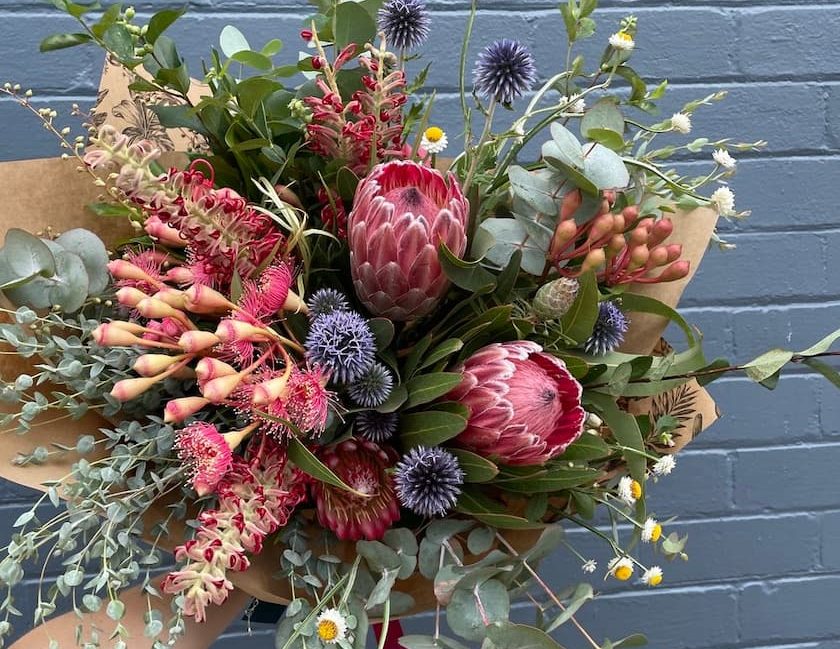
[305,44,408,177]
[161,442,307,622]
[85,127,285,291]
[549,190,691,286]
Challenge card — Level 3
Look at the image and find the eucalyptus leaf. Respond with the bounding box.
[477,218,549,276]
[55,228,110,294]
[219,25,250,57]
[486,622,566,649]
[2,228,56,280]
[446,579,509,641]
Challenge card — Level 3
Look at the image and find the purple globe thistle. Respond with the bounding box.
[307,288,350,321]
[348,362,394,408]
[584,301,630,356]
[378,0,430,51]
[305,310,376,384]
[355,411,400,443]
[473,39,537,105]
[394,447,465,518]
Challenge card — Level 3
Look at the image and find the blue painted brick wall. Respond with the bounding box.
[2,1,840,647]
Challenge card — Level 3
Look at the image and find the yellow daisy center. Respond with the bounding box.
[650,524,662,543]
[317,620,339,642]
[614,565,633,581]
[616,31,633,43]
[425,126,445,143]
[630,480,642,500]
[648,572,663,586]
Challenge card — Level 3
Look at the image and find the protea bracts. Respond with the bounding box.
[348,160,469,321]
[446,341,586,466]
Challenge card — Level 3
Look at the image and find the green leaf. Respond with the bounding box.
[1,229,55,281]
[334,1,377,52]
[581,99,625,143]
[54,228,109,295]
[369,318,395,352]
[146,7,186,44]
[261,38,284,56]
[559,434,611,461]
[287,437,367,496]
[800,328,840,356]
[446,579,510,642]
[438,242,496,293]
[455,489,543,530]
[804,358,840,390]
[545,122,584,169]
[375,384,407,413]
[522,525,565,562]
[497,467,600,493]
[584,392,646,482]
[486,622,566,649]
[560,271,599,344]
[39,32,92,52]
[450,449,499,483]
[476,218,549,277]
[417,339,464,373]
[467,527,495,555]
[231,50,273,70]
[404,372,463,409]
[544,584,594,633]
[620,293,697,347]
[102,24,134,60]
[399,411,467,449]
[743,349,794,383]
[219,25,250,57]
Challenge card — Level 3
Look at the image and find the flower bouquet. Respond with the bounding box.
[0,0,838,647]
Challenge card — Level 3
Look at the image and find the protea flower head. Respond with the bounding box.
[348,160,469,321]
[446,341,586,466]
[312,439,400,541]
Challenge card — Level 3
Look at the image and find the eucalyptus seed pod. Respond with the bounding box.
[532,277,580,321]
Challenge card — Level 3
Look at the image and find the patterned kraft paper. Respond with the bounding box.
[0,62,718,612]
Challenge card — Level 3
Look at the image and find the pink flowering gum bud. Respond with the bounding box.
[166,267,194,284]
[560,189,583,221]
[587,214,614,243]
[116,287,148,308]
[136,298,182,320]
[133,354,181,377]
[629,226,650,247]
[201,373,245,404]
[144,215,186,248]
[165,396,210,423]
[109,321,148,335]
[196,358,237,384]
[215,319,272,343]
[252,375,290,405]
[622,205,640,225]
[612,213,626,233]
[648,245,670,268]
[607,234,626,255]
[111,376,159,401]
[153,288,187,309]
[658,260,691,283]
[666,244,683,263]
[184,284,235,314]
[603,190,617,205]
[628,245,650,271]
[92,323,142,347]
[648,218,675,247]
[107,260,157,284]
[178,331,221,353]
[582,249,606,272]
[549,220,578,261]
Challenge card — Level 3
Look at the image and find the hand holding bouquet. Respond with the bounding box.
[0,1,837,647]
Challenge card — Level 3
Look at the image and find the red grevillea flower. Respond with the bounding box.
[312,439,400,541]
[348,161,469,321]
[162,440,306,621]
[174,422,234,496]
[446,341,586,466]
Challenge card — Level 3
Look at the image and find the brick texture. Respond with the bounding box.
[2,1,839,648]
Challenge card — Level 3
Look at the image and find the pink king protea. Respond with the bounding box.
[348,160,469,321]
[447,341,586,466]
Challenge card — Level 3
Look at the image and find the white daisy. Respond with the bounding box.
[421,126,448,155]
[617,476,639,505]
[608,556,634,581]
[652,454,676,476]
[670,112,692,134]
[710,186,736,216]
[641,517,662,543]
[713,148,736,169]
[641,566,663,587]
[316,608,348,645]
[582,559,597,574]
[561,93,586,114]
[609,31,635,51]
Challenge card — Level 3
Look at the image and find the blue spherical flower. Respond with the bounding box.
[394,447,465,518]
[473,39,537,105]
[307,288,350,321]
[305,310,376,384]
[584,301,630,356]
[355,411,399,443]
[348,362,394,408]
[378,0,430,51]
